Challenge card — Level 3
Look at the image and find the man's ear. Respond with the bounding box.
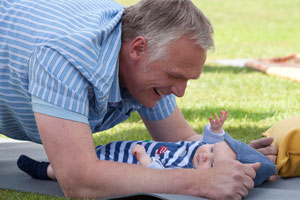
[129,36,147,60]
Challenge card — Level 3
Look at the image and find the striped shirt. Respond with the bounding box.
[96,140,205,169]
[95,124,225,169]
[0,0,176,143]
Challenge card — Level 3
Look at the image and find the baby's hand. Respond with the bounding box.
[209,110,228,133]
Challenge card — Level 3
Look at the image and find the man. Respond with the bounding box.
[0,0,277,199]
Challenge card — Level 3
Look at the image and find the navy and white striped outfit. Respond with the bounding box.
[0,0,176,143]
[96,140,204,169]
[95,124,225,169]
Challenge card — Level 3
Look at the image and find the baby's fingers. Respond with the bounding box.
[220,110,228,122]
[214,113,220,122]
[209,117,215,124]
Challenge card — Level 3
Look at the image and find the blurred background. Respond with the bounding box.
[117,0,300,62]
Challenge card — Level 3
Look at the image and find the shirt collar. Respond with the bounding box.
[108,59,122,103]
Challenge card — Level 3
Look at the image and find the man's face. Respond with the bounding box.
[192,141,237,169]
[121,37,207,108]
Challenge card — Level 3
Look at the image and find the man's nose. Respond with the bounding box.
[170,80,188,97]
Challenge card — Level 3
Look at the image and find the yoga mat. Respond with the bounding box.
[1,138,300,200]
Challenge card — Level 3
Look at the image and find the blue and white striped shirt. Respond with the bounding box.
[94,125,225,169]
[0,0,176,143]
[96,140,205,169]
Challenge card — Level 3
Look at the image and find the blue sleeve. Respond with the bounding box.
[31,96,89,124]
[138,94,176,121]
[201,124,225,144]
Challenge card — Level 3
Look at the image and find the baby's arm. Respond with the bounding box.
[132,144,152,166]
[202,110,228,144]
[132,144,167,169]
[209,110,228,133]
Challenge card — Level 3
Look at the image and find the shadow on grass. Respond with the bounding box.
[94,123,269,145]
[93,126,150,146]
[181,106,275,122]
[224,126,269,144]
[95,106,274,145]
[182,106,275,143]
[125,106,276,123]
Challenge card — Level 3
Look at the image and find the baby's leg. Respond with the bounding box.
[17,155,56,180]
[132,144,152,166]
[46,164,56,180]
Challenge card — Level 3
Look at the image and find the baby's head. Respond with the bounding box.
[192,133,276,186]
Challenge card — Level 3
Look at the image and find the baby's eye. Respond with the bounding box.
[210,162,214,168]
[210,146,213,153]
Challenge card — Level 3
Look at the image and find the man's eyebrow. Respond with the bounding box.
[171,73,200,80]
[172,73,187,79]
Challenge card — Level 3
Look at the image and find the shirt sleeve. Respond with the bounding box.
[138,94,176,121]
[202,124,225,144]
[28,46,90,117]
[31,96,88,124]
[146,157,165,169]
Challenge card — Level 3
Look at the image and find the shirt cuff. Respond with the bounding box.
[202,124,225,144]
[31,96,89,124]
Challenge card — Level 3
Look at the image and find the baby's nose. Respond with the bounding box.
[201,152,213,163]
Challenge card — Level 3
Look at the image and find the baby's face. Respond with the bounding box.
[192,141,236,169]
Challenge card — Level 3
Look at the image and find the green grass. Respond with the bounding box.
[0,189,65,200]
[118,0,300,60]
[195,0,300,60]
[1,0,300,199]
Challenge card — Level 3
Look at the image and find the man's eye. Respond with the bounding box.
[210,162,214,168]
[168,74,176,79]
[210,146,213,153]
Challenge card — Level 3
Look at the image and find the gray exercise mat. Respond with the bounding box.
[0,139,64,197]
[1,138,300,200]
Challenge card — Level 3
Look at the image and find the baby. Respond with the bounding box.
[17,110,276,186]
[131,110,229,169]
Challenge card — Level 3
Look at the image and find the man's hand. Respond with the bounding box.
[249,137,277,163]
[249,137,278,181]
[200,160,259,200]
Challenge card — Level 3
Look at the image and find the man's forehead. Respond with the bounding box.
[167,57,204,80]
[168,68,201,80]
[166,40,206,80]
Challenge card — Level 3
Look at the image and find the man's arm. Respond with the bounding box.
[34,112,255,199]
[141,105,202,141]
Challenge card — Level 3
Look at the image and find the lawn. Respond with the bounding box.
[1,0,300,199]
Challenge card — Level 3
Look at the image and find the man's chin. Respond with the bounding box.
[138,99,158,108]
[141,102,157,108]
[133,94,160,108]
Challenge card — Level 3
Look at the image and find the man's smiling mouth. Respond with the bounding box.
[154,88,163,96]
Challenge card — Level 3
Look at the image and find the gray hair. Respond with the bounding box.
[121,0,214,63]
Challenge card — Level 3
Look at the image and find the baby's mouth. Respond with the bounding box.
[154,88,163,96]
[197,154,201,163]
